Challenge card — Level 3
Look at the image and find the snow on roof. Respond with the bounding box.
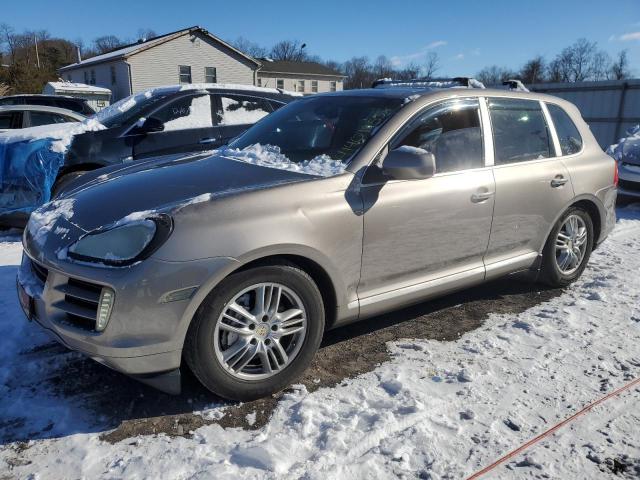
[179,82,302,96]
[45,81,111,94]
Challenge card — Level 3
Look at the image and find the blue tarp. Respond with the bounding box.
[0,136,65,215]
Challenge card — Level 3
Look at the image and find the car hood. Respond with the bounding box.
[24,152,317,258]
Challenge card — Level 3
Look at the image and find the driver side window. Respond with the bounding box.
[393,98,484,173]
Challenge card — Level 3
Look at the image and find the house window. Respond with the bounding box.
[330,81,337,92]
[296,80,305,93]
[110,66,117,85]
[83,71,89,84]
[67,75,72,81]
[205,67,217,83]
[276,79,284,90]
[257,78,262,87]
[90,70,96,85]
[311,80,318,93]
[179,65,192,84]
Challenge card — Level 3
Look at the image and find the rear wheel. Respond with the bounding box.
[184,263,325,401]
[540,207,593,287]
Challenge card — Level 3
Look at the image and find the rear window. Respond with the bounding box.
[489,98,553,165]
[0,112,21,129]
[547,103,583,156]
[53,98,86,114]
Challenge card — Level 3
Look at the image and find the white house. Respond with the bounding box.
[59,26,346,101]
[59,26,261,101]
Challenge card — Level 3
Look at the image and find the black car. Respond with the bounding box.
[0,94,96,115]
[54,85,298,194]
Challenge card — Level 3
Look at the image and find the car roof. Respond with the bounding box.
[1,94,86,101]
[0,104,86,118]
[311,86,570,105]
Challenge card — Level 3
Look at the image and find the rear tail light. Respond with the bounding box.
[614,160,619,187]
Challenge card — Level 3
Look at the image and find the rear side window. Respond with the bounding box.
[489,98,553,165]
[547,103,583,156]
[0,112,22,129]
[29,111,74,127]
[393,98,484,173]
[216,95,273,126]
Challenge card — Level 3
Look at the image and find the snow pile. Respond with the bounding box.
[222,144,347,177]
[1,206,639,478]
[607,124,640,163]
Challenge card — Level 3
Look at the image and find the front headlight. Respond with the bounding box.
[68,215,172,266]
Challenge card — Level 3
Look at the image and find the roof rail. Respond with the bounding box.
[372,77,486,89]
[502,79,529,92]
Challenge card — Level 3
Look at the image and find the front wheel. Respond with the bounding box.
[184,263,325,401]
[539,207,594,287]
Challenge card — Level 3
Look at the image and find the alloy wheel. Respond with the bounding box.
[213,282,307,380]
[555,214,588,275]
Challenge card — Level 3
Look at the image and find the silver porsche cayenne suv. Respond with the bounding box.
[17,87,617,400]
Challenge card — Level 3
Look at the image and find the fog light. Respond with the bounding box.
[96,287,115,332]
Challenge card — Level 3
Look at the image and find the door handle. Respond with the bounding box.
[550,175,568,188]
[199,137,219,145]
[471,190,495,203]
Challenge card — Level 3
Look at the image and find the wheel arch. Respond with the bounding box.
[540,194,604,255]
[178,246,347,353]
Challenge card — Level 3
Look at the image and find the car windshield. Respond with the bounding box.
[225,95,404,168]
[94,87,180,129]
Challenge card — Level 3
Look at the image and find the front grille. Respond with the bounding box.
[619,179,640,193]
[53,278,102,331]
[30,260,48,284]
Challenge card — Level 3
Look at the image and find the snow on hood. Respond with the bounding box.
[607,125,640,165]
[27,198,77,248]
[220,144,347,177]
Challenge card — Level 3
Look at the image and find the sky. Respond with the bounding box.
[5,0,640,76]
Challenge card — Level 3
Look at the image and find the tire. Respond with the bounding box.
[539,206,594,287]
[184,263,325,401]
[51,171,88,198]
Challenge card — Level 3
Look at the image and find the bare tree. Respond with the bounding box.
[591,50,611,80]
[230,36,268,59]
[519,55,546,84]
[270,40,308,62]
[397,62,421,80]
[548,38,609,82]
[611,50,630,80]
[476,65,516,86]
[136,28,157,41]
[423,51,440,79]
[343,56,373,89]
[373,55,394,79]
[93,35,124,54]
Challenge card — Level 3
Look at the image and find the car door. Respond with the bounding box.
[213,93,274,145]
[132,93,221,159]
[358,98,494,307]
[483,97,574,279]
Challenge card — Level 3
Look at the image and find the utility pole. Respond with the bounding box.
[34,35,40,69]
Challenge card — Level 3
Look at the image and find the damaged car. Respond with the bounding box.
[0,84,297,222]
[17,86,617,401]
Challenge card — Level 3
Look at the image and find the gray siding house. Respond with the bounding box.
[59,27,261,101]
[257,60,344,94]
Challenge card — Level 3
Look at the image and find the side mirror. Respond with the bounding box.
[136,117,164,133]
[382,147,436,180]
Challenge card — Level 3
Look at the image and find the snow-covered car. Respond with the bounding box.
[0,84,298,221]
[17,87,616,401]
[0,105,86,133]
[607,125,640,199]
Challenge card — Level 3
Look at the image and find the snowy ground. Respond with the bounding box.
[1,206,639,479]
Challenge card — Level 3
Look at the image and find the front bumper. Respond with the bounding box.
[618,162,640,198]
[17,249,238,387]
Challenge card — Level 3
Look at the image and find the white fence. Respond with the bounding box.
[529,79,640,148]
